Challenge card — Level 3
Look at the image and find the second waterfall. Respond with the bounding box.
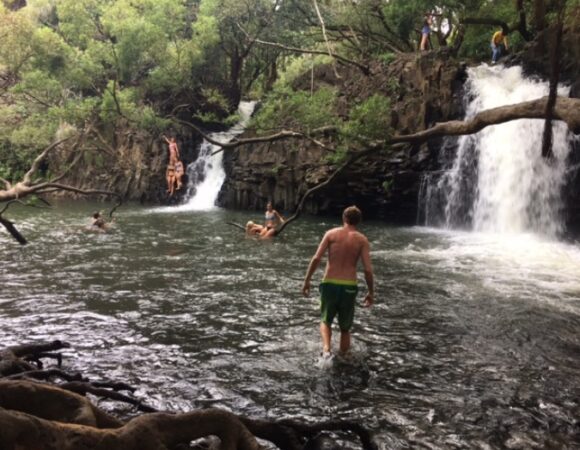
[419,65,573,236]
[173,101,256,211]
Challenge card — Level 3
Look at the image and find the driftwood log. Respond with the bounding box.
[0,341,378,450]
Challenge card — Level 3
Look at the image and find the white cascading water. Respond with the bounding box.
[172,101,256,211]
[423,65,572,236]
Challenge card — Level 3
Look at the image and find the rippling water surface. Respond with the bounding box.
[1,203,580,449]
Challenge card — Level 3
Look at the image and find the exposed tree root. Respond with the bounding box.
[0,341,378,449]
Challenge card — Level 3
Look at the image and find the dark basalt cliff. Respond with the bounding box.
[47,123,203,204]
[218,51,467,223]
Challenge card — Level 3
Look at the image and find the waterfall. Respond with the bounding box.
[173,101,256,211]
[420,65,572,236]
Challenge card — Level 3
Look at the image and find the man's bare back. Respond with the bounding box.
[323,227,369,281]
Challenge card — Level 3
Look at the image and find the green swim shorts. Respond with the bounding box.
[319,279,358,331]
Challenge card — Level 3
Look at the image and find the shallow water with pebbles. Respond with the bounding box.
[1,203,579,448]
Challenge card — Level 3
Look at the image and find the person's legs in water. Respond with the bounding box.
[320,322,332,354]
[320,282,357,355]
[319,283,340,355]
[339,331,351,354]
[337,283,357,355]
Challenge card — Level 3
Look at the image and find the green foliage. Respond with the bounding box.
[378,53,397,65]
[325,146,348,165]
[0,0,562,181]
[253,86,337,133]
[341,94,392,143]
[201,88,230,112]
[274,54,333,88]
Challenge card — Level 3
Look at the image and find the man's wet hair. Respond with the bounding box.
[92,211,101,219]
[343,205,362,226]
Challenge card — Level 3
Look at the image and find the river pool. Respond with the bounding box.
[1,203,579,449]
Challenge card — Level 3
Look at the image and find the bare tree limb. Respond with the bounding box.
[0,215,27,244]
[275,143,406,236]
[227,221,246,231]
[0,177,12,189]
[60,381,157,413]
[204,96,580,156]
[47,131,89,184]
[173,116,337,152]
[462,15,532,41]
[0,199,27,216]
[239,26,370,75]
[0,199,52,216]
[387,97,580,144]
[22,136,74,184]
[33,183,120,199]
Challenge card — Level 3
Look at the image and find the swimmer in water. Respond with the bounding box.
[89,211,112,233]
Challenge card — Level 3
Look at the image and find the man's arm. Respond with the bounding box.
[503,36,508,50]
[360,237,374,307]
[302,232,330,296]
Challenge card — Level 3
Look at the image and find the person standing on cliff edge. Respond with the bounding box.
[491,29,509,64]
[420,14,432,51]
[302,205,374,360]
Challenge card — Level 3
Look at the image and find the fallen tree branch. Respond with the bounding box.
[172,116,337,152]
[22,136,74,185]
[275,143,405,236]
[387,96,580,143]
[0,177,11,189]
[181,97,580,156]
[0,215,27,245]
[241,416,378,450]
[227,221,246,231]
[60,381,157,413]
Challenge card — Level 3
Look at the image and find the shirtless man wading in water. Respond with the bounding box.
[302,205,374,358]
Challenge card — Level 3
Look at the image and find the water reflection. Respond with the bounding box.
[1,203,579,448]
